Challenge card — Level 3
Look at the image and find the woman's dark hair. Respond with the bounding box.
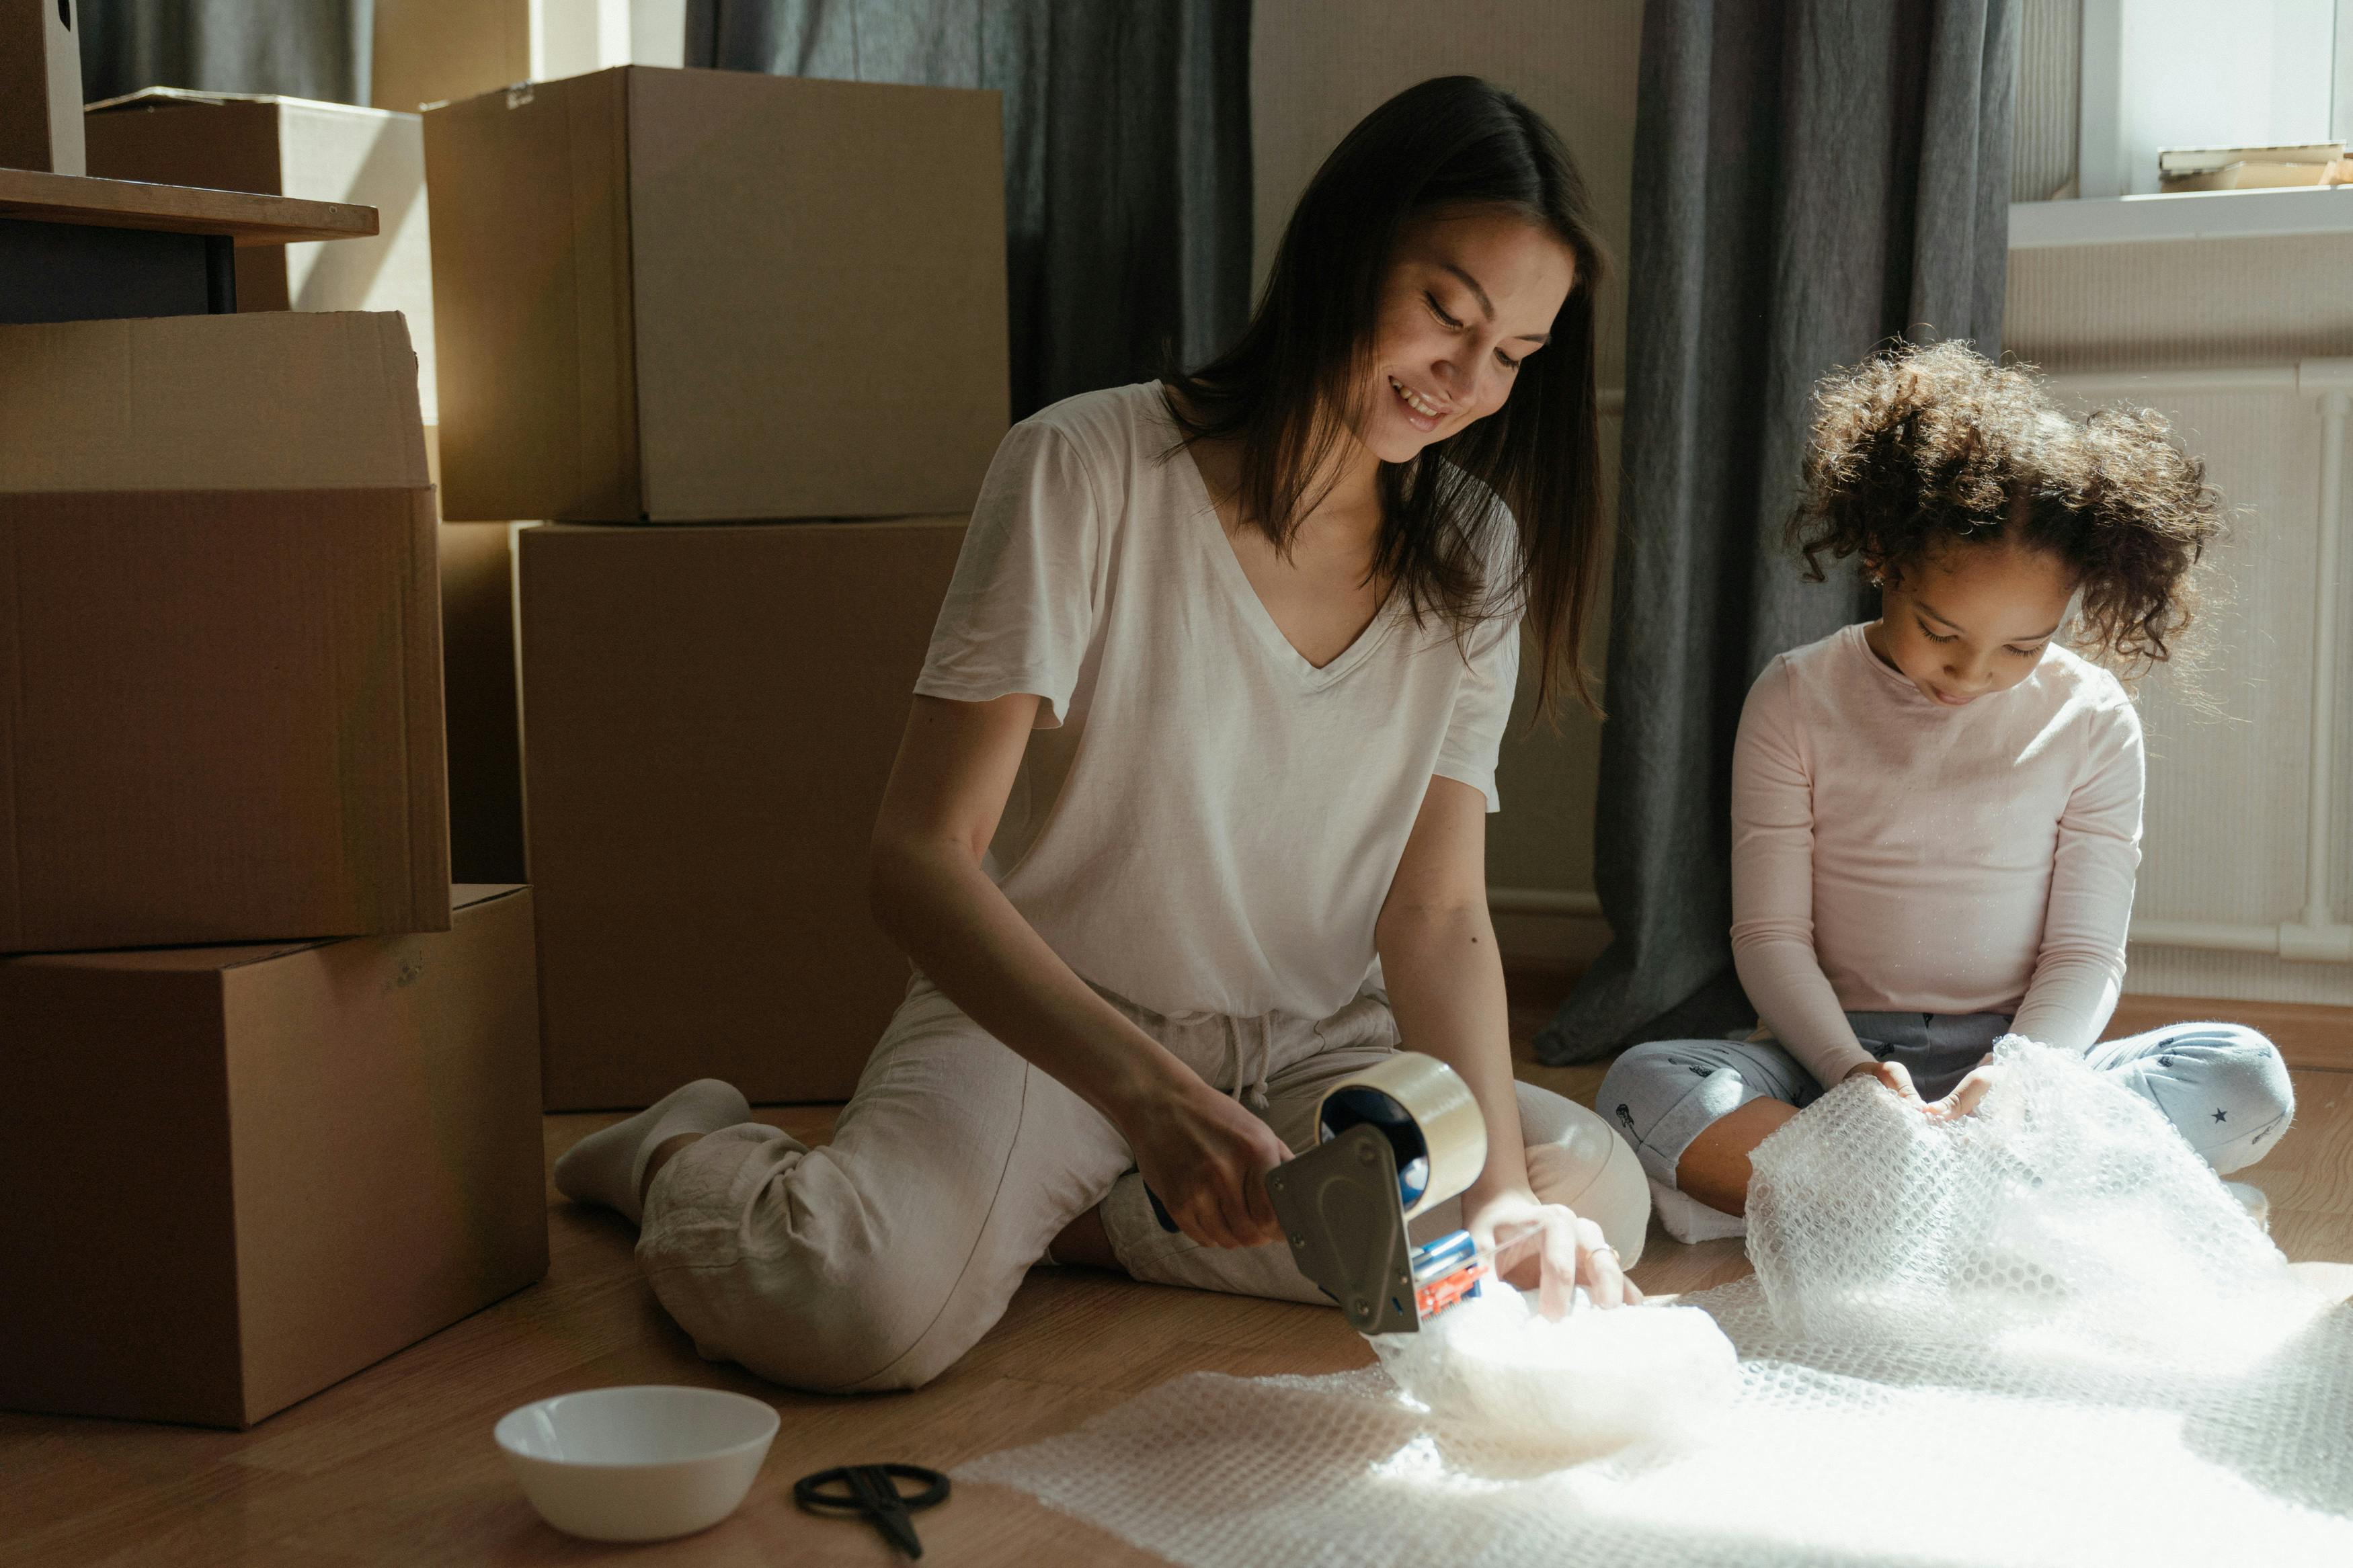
[1164,75,1609,716]
[1790,339,2225,678]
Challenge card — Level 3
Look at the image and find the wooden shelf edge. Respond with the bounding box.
[0,166,378,244]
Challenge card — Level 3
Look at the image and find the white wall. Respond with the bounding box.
[539,0,684,77]
[1250,1,1644,968]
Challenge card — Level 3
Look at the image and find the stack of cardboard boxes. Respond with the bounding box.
[81,87,528,886]
[0,52,1007,1428]
[0,313,547,1428]
[425,66,1006,1108]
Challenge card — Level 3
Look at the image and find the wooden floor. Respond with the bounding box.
[5,983,2350,1567]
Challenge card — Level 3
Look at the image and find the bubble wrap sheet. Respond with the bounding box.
[961,1042,2353,1567]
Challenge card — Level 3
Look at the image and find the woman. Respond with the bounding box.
[554,75,1651,1393]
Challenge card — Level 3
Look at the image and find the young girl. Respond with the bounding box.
[552,76,1652,1393]
[1602,341,2297,1243]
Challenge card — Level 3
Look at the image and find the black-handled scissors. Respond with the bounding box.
[793,1463,949,1559]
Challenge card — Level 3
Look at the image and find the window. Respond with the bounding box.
[2079,0,2353,197]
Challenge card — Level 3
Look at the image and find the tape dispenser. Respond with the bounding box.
[1150,1053,1491,1335]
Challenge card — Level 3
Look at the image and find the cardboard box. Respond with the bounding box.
[426,66,1007,523]
[0,312,450,953]
[0,886,547,1429]
[83,89,442,423]
[0,0,85,175]
[372,0,686,114]
[521,519,965,1108]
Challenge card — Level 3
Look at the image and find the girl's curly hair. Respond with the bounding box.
[1788,339,2225,677]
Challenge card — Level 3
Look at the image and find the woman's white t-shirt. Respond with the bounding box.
[914,382,1523,1022]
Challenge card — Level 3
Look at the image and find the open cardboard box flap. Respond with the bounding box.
[0,311,448,954]
[0,311,428,494]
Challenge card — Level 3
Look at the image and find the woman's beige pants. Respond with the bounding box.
[637,977,1650,1393]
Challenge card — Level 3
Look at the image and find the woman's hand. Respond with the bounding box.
[1117,1069,1292,1251]
[1843,1058,1925,1108]
[1466,1184,1642,1319]
[1926,1061,2000,1120]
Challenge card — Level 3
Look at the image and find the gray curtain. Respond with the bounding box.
[78,0,374,105]
[1537,0,2018,1065]
[686,0,1252,419]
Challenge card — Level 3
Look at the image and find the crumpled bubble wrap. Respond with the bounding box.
[1367,1282,1738,1458]
[961,1042,2353,1567]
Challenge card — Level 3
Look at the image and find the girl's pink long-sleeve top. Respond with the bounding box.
[1729,623,2145,1088]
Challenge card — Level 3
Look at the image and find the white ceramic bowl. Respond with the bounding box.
[494,1385,780,1542]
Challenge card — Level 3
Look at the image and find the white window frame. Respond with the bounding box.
[2016,0,2353,247]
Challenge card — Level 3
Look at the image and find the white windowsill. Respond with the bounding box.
[2009,185,2353,248]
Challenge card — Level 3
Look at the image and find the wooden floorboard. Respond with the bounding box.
[2104,993,2353,1072]
[4,979,2350,1566]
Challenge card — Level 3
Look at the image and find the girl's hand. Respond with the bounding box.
[1844,1058,1925,1108]
[1119,1072,1292,1250]
[1927,1062,2000,1120]
[1466,1185,1643,1319]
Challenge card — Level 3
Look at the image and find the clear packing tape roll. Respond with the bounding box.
[1310,1050,1488,1222]
[967,1040,2353,1567]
